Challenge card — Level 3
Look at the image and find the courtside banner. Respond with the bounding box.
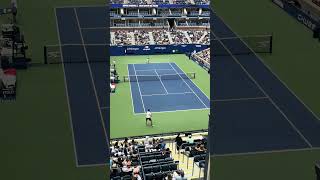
[272,0,320,30]
[110,44,209,56]
[111,4,209,9]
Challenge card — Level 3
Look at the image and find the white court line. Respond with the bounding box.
[74,8,109,145]
[54,7,79,167]
[212,31,313,148]
[127,65,136,115]
[213,97,268,102]
[77,163,107,168]
[135,68,175,72]
[81,27,107,30]
[154,69,169,94]
[141,92,194,97]
[212,147,320,158]
[132,64,146,113]
[168,62,209,108]
[134,107,210,115]
[217,14,320,122]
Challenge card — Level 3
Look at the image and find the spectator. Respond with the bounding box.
[165,173,173,180]
[187,135,194,144]
[175,133,183,152]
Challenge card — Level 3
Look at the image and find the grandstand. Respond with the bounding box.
[110,0,210,179]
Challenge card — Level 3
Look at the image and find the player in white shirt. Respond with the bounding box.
[146,57,150,64]
[146,109,152,126]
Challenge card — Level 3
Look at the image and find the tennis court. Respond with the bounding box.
[127,63,209,114]
[55,6,108,166]
[110,54,210,139]
[210,11,320,155]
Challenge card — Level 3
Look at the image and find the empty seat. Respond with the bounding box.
[111,176,121,180]
[141,156,150,162]
[155,155,162,159]
[122,175,131,180]
[152,165,161,173]
[144,166,153,174]
[145,173,154,180]
[170,163,178,171]
[154,172,164,180]
[161,164,170,172]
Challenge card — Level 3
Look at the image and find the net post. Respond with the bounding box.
[44,45,48,64]
[269,34,273,54]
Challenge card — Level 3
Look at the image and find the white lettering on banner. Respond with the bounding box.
[196,45,202,47]
[143,46,150,51]
[123,4,158,8]
[127,47,139,51]
[297,14,316,30]
[154,46,166,50]
[273,0,284,9]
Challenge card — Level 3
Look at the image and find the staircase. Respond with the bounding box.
[167,141,205,179]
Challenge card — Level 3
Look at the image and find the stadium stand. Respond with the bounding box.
[110,131,207,180]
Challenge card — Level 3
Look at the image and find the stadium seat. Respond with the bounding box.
[144,166,153,174]
[145,173,154,180]
[141,156,150,162]
[152,165,161,173]
[111,176,121,180]
[122,175,131,180]
[161,164,170,172]
[154,172,164,180]
[169,163,178,171]
[155,154,164,159]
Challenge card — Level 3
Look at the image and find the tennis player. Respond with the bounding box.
[146,109,152,126]
[146,57,150,64]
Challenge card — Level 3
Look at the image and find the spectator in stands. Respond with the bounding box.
[187,135,194,144]
[173,170,187,180]
[175,133,183,152]
[133,165,141,176]
[165,173,173,180]
[159,138,166,150]
[131,139,136,145]
[162,147,171,156]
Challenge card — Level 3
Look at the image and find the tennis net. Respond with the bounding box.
[212,34,273,56]
[43,44,108,64]
[123,72,196,82]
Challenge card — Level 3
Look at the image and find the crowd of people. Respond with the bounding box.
[110,133,208,180]
[133,30,151,45]
[152,30,171,45]
[187,30,205,44]
[170,30,189,44]
[111,29,210,46]
[110,138,142,180]
[192,48,210,67]
[113,30,133,46]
